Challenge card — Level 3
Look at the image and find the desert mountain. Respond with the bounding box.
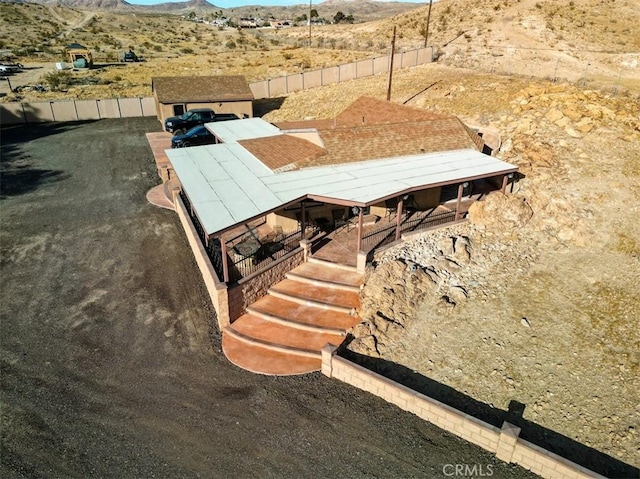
[20,0,425,16]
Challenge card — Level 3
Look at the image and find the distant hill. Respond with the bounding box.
[16,0,425,20]
[27,0,137,9]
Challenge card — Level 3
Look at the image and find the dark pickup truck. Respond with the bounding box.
[164,108,239,134]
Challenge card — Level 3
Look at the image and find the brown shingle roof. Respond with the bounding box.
[243,97,484,171]
[239,134,327,171]
[274,97,450,132]
[274,119,335,130]
[298,117,481,168]
[333,96,449,126]
[152,75,254,104]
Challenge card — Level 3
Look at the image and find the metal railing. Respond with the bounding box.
[361,209,458,252]
[180,190,316,283]
[227,228,306,282]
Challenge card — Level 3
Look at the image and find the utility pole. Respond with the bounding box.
[424,0,433,48]
[387,26,396,101]
[309,0,312,47]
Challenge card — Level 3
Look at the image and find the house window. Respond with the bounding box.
[173,104,185,116]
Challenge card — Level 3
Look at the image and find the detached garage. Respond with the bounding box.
[152,75,254,125]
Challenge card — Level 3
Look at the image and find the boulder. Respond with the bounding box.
[545,108,564,122]
[468,192,534,230]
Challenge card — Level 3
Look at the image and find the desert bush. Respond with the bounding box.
[43,71,72,91]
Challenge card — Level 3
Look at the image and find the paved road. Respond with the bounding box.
[0,118,538,478]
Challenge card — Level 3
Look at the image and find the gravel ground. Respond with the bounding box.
[0,118,539,478]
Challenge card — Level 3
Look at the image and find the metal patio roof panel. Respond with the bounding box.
[197,199,236,234]
[168,145,517,237]
[219,157,281,212]
[266,171,356,195]
[206,118,282,143]
[221,143,274,177]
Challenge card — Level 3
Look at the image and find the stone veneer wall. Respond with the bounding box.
[227,250,305,323]
[321,345,605,479]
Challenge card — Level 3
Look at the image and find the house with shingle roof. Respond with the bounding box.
[151,75,254,126]
[160,97,517,331]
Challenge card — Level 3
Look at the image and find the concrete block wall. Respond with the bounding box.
[321,66,340,85]
[76,100,101,120]
[321,346,605,479]
[175,195,231,330]
[512,440,605,479]
[247,47,432,100]
[302,70,323,89]
[356,58,374,78]
[0,97,156,124]
[373,55,389,74]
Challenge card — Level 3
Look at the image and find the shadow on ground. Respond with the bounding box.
[340,347,640,479]
[0,122,94,198]
[253,96,286,117]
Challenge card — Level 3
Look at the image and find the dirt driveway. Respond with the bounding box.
[0,118,537,478]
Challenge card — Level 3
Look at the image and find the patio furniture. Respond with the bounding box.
[331,208,350,231]
[384,199,397,220]
[233,237,261,271]
[256,240,284,261]
[404,194,419,214]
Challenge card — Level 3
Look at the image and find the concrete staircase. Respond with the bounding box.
[222,259,363,375]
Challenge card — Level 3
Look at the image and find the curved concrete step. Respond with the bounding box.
[308,257,359,272]
[222,332,321,376]
[228,314,344,353]
[146,183,175,210]
[248,295,358,334]
[269,279,360,313]
[286,262,363,292]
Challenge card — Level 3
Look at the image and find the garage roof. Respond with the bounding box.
[152,75,254,104]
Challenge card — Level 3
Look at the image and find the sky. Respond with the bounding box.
[127,0,428,8]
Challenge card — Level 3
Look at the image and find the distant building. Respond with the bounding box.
[151,75,254,125]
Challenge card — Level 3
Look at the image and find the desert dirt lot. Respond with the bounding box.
[0,118,539,478]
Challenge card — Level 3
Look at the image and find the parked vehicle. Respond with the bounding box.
[171,125,216,148]
[164,108,239,134]
[0,63,22,74]
[121,50,143,63]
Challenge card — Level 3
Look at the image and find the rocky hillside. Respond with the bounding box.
[339,73,639,474]
[275,0,640,89]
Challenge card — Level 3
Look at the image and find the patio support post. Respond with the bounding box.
[356,207,364,252]
[395,197,404,241]
[220,234,230,283]
[501,174,509,193]
[454,183,464,221]
[301,201,306,240]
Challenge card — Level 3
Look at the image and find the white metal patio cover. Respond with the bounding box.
[204,117,282,143]
[166,141,518,237]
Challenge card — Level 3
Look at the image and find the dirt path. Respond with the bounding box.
[0,119,538,478]
[47,7,96,40]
